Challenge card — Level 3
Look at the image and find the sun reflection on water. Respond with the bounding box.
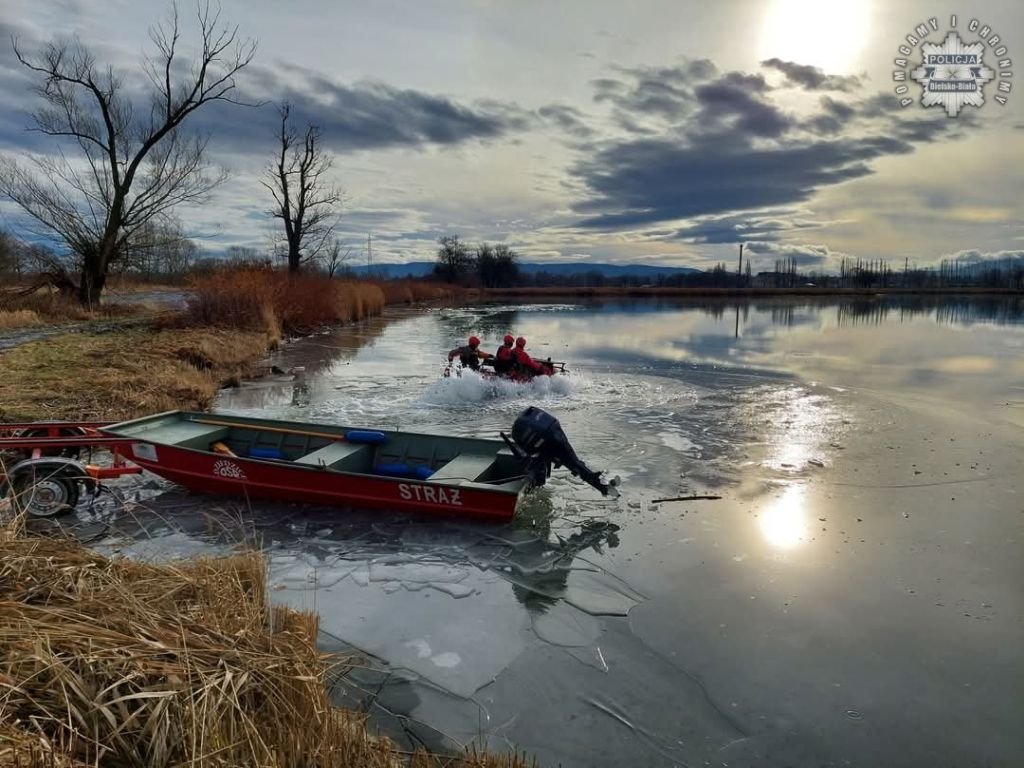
[758,484,808,549]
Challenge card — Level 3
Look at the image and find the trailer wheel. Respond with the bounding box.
[11,475,80,518]
[3,459,89,518]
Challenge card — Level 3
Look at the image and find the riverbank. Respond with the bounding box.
[0,327,269,422]
[0,273,460,422]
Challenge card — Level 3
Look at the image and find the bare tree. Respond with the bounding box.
[0,2,257,305]
[120,217,197,280]
[263,104,342,273]
[433,235,474,284]
[225,244,263,264]
[320,238,353,278]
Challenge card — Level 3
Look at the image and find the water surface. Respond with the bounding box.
[94,296,1024,767]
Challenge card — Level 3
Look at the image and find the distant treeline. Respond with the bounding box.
[7,226,1023,294]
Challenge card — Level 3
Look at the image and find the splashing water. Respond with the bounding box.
[419,368,576,406]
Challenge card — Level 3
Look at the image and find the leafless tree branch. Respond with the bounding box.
[0,0,257,305]
[261,103,343,273]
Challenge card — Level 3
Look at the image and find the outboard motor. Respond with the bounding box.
[502,406,618,496]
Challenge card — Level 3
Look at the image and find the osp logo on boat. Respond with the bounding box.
[892,15,1012,116]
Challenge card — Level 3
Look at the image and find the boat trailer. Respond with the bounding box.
[0,421,141,518]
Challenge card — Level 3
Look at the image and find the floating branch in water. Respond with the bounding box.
[650,494,723,503]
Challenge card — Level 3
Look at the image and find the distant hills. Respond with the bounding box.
[350,261,703,279]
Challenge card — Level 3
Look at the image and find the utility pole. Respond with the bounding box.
[367,233,372,270]
[737,243,744,285]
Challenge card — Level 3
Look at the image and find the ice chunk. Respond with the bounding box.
[531,603,602,647]
[371,563,469,584]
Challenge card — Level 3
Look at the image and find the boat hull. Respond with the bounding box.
[113,442,521,523]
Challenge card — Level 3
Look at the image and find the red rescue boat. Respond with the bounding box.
[2,408,615,522]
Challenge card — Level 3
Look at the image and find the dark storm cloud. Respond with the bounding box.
[803,96,858,135]
[761,58,863,92]
[194,64,534,153]
[573,58,976,231]
[1,24,532,158]
[673,213,821,243]
[537,104,595,139]
[693,72,791,138]
[745,240,833,267]
[591,60,717,129]
[0,22,47,151]
[573,135,909,228]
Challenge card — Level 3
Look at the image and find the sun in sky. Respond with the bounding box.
[758,0,873,72]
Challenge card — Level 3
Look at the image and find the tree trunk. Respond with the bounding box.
[78,235,116,306]
[77,255,106,306]
[287,242,301,273]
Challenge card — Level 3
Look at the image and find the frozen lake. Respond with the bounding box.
[87,296,1024,767]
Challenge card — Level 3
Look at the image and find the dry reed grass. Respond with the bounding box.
[0,310,43,330]
[0,328,267,423]
[372,280,461,305]
[187,267,390,338]
[0,519,534,768]
[0,290,153,331]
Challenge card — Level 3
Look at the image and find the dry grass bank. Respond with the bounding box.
[0,328,268,423]
[0,290,143,330]
[0,518,532,767]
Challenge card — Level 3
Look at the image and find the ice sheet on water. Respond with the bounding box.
[370,562,469,584]
[424,582,475,599]
[530,602,602,647]
[273,567,531,698]
[95,532,233,563]
[562,570,644,616]
[468,621,746,767]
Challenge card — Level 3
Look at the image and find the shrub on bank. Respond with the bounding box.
[187,268,459,337]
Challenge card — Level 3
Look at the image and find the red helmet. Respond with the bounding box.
[503,334,514,344]
[515,336,527,347]
[468,336,480,347]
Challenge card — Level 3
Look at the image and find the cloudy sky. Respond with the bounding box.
[1,0,1022,272]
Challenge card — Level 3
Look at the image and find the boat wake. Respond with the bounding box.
[420,369,575,404]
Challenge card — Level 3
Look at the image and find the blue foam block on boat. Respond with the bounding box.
[345,430,388,444]
[374,462,433,479]
[249,447,284,460]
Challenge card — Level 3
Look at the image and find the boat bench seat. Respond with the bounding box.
[149,421,230,448]
[295,441,370,470]
[427,453,496,484]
